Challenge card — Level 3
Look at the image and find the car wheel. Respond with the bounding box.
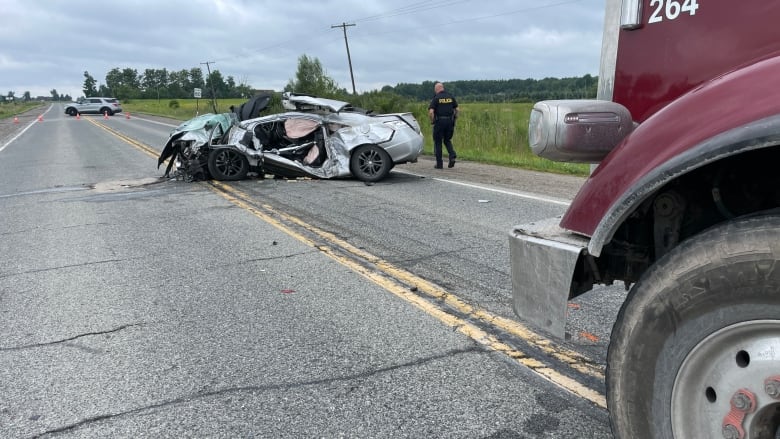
[350,144,391,182]
[207,148,249,181]
[606,215,780,439]
[100,107,113,116]
[66,108,77,116]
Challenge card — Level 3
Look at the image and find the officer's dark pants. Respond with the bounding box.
[433,118,456,166]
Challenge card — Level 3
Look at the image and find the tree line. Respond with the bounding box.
[82,58,597,103]
[3,90,72,102]
[4,54,597,105]
[383,75,597,102]
[81,67,255,102]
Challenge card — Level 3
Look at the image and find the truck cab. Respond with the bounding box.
[510,1,780,437]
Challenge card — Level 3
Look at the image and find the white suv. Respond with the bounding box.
[64,97,123,116]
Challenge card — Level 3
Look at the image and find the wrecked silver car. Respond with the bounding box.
[158,93,423,182]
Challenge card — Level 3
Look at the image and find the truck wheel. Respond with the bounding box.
[607,215,780,439]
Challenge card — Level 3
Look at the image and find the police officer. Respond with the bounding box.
[428,82,459,168]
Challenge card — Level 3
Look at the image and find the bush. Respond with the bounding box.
[168,99,180,109]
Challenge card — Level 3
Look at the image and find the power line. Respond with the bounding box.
[348,0,586,40]
[346,0,470,23]
[198,0,585,91]
[222,0,578,64]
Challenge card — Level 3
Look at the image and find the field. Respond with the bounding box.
[120,98,590,176]
[409,102,588,175]
[121,98,252,120]
[0,101,45,120]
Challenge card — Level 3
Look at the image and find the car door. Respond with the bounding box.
[87,98,102,113]
[253,115,344,179]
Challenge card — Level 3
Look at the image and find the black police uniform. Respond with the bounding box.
[428,90,458,168]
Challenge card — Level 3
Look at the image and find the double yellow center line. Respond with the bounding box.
[87,117,161,157]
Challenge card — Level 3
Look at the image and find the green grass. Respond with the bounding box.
[121,98,253,119]
[411,102,588,176]
[0,101,45,119]
[123,98,589,176]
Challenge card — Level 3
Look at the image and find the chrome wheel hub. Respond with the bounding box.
[672,320,780,439]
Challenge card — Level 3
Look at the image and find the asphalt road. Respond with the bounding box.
[0,104,618,438]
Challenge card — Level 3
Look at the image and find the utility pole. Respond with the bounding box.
[200,61,218,113]
[331,22,357,94]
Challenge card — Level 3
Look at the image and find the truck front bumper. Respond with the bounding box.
[509,216,589,338]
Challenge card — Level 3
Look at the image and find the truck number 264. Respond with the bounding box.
[648,0,699,24]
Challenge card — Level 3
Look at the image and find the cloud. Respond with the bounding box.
[1,0,605,98]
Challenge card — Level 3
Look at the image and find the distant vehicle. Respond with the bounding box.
[158,92,423,183]
[64,97,123,116]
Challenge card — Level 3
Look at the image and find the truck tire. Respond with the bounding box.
[607,214,780,439]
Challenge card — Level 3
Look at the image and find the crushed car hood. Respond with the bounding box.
[171,113,237,136]
[157,113,239,171]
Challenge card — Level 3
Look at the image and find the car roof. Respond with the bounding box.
[281,92,351,113]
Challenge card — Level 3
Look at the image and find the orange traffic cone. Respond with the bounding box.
[103,111,108,119]
[37,114,43,122]
[76,113,81,120]
[125,112,130,119]
[13,116,19,124]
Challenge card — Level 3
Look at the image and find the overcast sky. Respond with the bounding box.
[2,0,606,99]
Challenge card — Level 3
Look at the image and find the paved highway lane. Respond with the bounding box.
[99,108,625,357]
[0,104,614,437]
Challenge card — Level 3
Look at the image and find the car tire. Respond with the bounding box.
[207,148,249,181]
[606,214,780,439]
[100,107,113,116]
[350,144,392,182]
[66,108,78,116]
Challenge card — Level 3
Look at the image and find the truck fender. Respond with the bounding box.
[589,114,780,257]
[560,54,780,257]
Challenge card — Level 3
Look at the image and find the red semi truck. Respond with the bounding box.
[509,0,780,437]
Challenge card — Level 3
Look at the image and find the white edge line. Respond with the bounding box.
[1,122,36,152]
[0,104,54,152]
[127,115,178,128]
[394,169,572,206]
